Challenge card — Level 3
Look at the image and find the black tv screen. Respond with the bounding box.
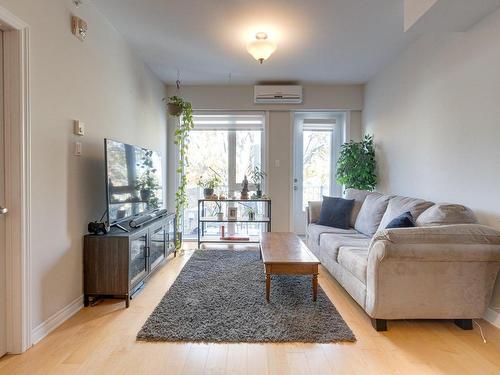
[105,139,163,224]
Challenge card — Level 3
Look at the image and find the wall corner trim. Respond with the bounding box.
[31,295,83,345]
[484,307,500,329]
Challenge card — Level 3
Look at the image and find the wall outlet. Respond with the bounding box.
[73,120,85,136]
[274,159,281,168]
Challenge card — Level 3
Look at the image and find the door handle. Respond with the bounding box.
[0,207,8,215]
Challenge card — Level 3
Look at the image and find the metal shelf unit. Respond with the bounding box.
[197,199,272,247]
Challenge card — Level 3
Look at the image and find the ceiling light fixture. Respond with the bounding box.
[246,32,277,64]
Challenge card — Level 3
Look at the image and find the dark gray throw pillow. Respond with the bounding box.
[385,211,415,229]
[317,196,355,229]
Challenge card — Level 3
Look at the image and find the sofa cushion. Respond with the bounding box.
[354,193,392,236]
[377,196,434,231]
[385,211,415,229]
[306,223,358,247]
[416,204,478,227]
[317,196,355,229]
[319,233,371,264]
[344,188,371,227]
[338,247,369,284]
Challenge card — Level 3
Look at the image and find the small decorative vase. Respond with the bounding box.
[203,188,214,199]
[248,211,255,221]
[216,212,224,221]
[167,103,183,116]
[256,190,262,198]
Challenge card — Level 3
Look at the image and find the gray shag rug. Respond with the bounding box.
[137,250,355,343]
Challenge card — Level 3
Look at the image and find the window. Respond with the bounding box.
[182,112,266,238]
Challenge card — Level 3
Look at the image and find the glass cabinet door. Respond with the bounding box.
[130,234,148,286]
[149,225,166,270]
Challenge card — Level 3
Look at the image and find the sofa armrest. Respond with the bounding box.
[365,227,500,319]
[366,239,500,319]
[370,224,500,262]
[306,201,322,224]
[370,239,500,263]
[374,223,500,244]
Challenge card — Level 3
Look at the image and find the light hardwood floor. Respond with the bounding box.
[1,244,499,375]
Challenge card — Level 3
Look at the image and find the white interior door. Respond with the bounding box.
[292,112,345,234]
[0,30,6,358]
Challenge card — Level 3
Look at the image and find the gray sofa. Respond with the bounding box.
[306,189,500,331]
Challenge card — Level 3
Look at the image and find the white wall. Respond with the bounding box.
[166,85,363,231]
[363,9,500,309]
[0,0,167,331]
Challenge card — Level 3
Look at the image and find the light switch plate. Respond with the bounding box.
[75,141,82,156]
[74,120,85,136]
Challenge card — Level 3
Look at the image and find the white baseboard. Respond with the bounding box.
[484,307,500,329]
[31,295,84,345]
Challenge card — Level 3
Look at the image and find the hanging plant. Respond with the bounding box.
[168,96,194,250]
[167,96,184,116]
[336,134,377,191]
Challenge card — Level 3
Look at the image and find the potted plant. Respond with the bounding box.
[247,207,256,221]
[214,202,224,220]
[336,134,377,191]
[248,166,267,198]
[197,174,221,199]
[169,96,194,251]
[240,203,256,221]
[166,95,184,116]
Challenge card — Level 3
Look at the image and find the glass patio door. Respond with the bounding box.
[292,112,345,234]
[182,112,265,239]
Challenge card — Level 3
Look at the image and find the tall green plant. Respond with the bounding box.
[336,134,376,191]
[170,96,194,248]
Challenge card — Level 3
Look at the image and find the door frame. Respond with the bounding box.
[0,5,31,354]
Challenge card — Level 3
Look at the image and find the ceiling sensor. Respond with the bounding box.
[73,0,83,7]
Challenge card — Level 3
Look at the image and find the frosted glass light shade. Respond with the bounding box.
[246,33,277,64]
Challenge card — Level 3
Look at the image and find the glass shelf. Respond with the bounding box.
[197,199,271,246]
[199,216,270,223]
[199,235,261,244]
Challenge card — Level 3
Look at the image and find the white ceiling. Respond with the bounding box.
[91,0,500,85]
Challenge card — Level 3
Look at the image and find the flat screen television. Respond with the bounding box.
[104,139,163,225]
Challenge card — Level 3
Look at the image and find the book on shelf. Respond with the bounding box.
[220,236,250,241]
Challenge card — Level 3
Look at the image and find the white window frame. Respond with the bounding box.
[190,111,267,195]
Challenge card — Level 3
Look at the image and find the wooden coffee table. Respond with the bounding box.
[260,232,321,302]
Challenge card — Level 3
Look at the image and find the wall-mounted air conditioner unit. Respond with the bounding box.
[254,85,303,104]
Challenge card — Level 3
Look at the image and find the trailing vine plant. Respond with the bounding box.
[169,96,194,249]
[336,134,377,191]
